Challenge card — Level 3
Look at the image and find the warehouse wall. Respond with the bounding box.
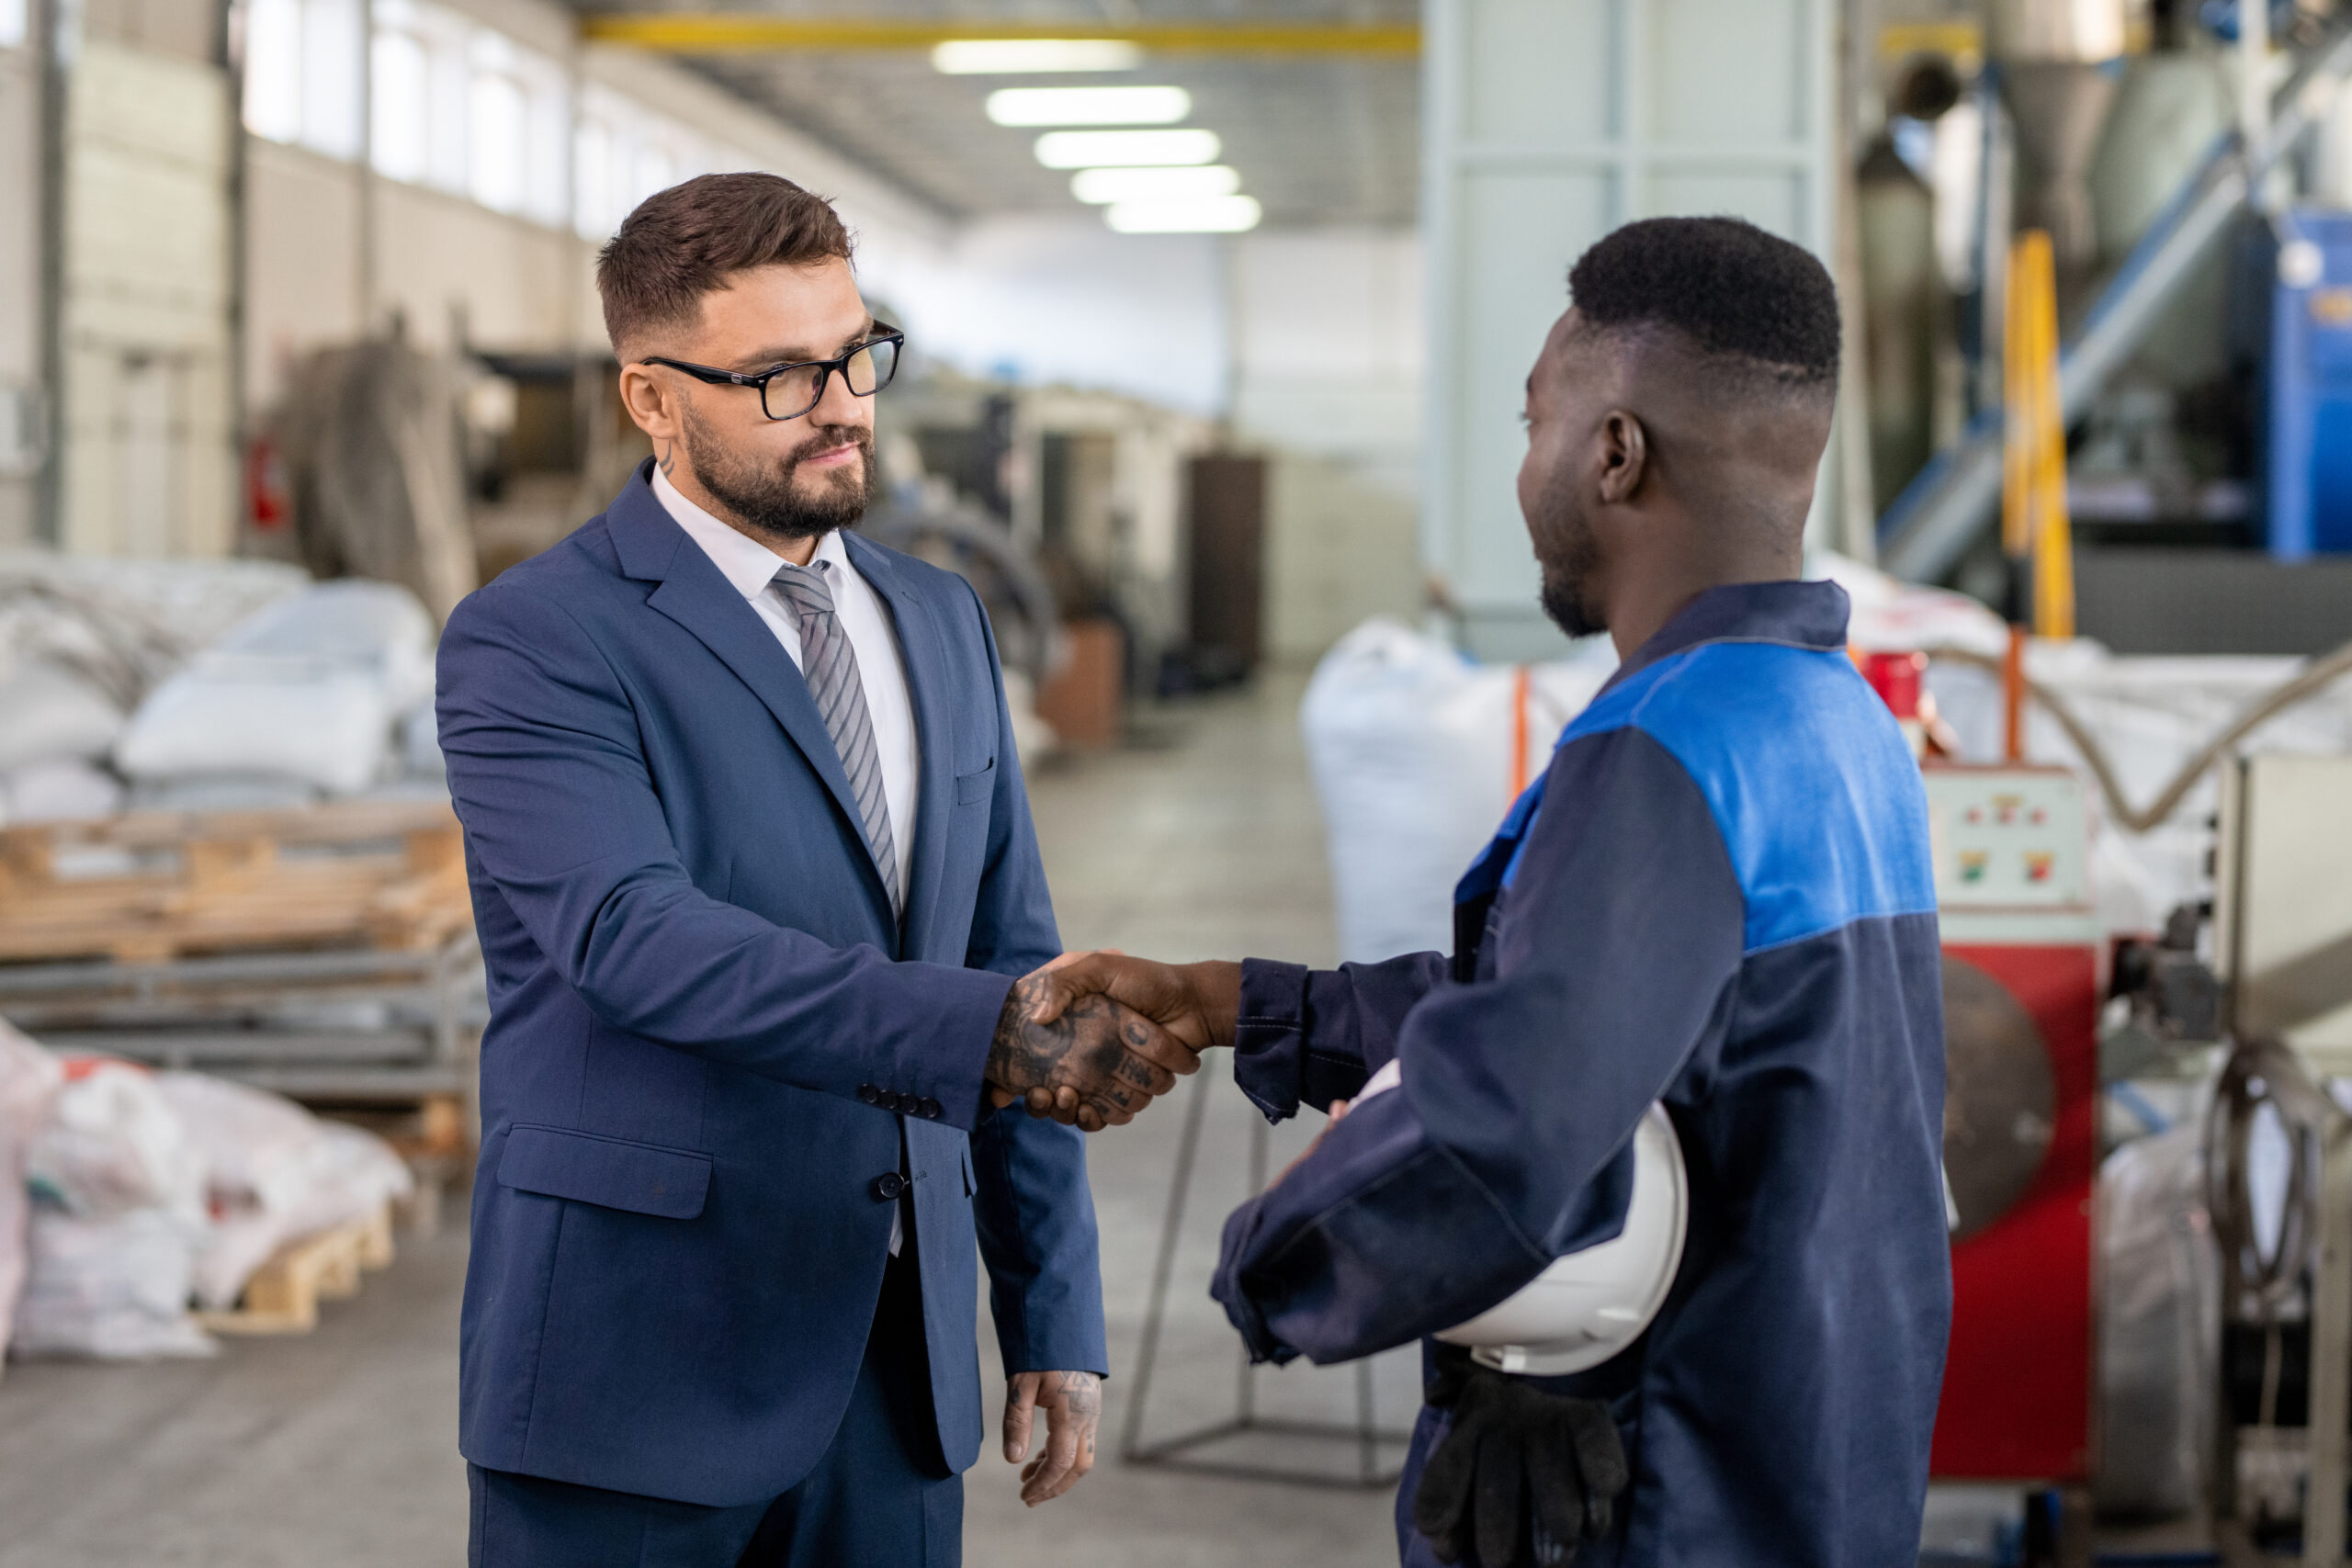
[60,36,236,558]
[0,38,40,547]
[243,22,956,412]
[1232,229,1420,499]
[908,215,1229,415]
[1233,230,1423,662]
[1423,0,1841,659]
[896,219,1425,662]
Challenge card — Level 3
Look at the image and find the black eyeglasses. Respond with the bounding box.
[640,325,904,422]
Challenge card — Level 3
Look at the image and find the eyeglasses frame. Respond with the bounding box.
[639,324,906,423]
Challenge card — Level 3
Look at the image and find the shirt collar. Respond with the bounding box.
[1604,578,1852,691]
[651,465,851,600]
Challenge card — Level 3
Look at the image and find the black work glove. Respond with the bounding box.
[1413,1346,1630,1567]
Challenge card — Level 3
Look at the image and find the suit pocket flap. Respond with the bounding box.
[498,1125,712,1219]
[955,760,995,805]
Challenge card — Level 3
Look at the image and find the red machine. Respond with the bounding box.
[1921,762,2105,1482]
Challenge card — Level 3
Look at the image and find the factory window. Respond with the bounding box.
[575,86,747,241]
[243,0,362,158]
[0,0,28,51]
[371,0,567,229]
[368,28,427,184]
[369,0,470,194]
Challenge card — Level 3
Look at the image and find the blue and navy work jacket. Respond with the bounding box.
[1214,580,1951,1566]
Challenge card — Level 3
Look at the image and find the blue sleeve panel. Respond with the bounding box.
[1213,726,1746,1363]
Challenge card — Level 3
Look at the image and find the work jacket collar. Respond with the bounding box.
[1603,577,1851,693]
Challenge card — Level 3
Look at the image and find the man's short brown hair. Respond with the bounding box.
[596,172,854,356]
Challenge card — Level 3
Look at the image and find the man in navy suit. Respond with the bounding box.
[436,172,1193,1568]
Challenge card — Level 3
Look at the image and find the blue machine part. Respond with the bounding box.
[2266,209,2352,558]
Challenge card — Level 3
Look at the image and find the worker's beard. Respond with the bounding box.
[1533,474,1606,639]
[678,399,876,544]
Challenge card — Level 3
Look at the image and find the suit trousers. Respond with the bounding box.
[469,1247,961,1568]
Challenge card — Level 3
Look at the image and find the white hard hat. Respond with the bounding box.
[1349,1060,1690,1377]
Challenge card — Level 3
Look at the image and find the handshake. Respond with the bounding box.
[981,953,1243,1133]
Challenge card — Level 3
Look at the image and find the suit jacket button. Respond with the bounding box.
[919,1098,944,1120]
[880,1090,905,1111]
[873,1172,908,1201]
[857,1084,881,1106]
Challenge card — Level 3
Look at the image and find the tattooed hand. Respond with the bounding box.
[1003,1370,1102,1506]
[985,965,1199,1132]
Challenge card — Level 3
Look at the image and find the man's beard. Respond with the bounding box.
[678,400,876,543]
[1534,478,1606,639]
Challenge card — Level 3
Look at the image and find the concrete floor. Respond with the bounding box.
[0,674,1410,1567]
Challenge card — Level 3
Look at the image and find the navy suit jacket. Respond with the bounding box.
[437,463,1106,1507]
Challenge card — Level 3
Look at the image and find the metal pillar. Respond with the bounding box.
[2307,1112,2352,1567]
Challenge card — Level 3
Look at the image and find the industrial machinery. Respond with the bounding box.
[2258,210,2352,558]
[1925,762,2106,1482]
[2206,754,2352,1562]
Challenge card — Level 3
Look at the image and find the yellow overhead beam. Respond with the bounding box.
[577,16,1421,55]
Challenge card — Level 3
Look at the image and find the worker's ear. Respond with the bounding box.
[1595,410,1648,506]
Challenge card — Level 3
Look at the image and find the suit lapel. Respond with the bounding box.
[608,467,894,929]
[844,531,955,963]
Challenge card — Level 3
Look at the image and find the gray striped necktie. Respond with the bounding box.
[770,559,900,918]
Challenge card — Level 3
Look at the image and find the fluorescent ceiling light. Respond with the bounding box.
[1035,129,1221,169]
[987,85,1190,126]
[1070,164,1240,204]
[1106,194,1263,233]
[931,39,1143,74]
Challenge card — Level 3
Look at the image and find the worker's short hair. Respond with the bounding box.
[597,172,854,356]
[1567,216,1839,398]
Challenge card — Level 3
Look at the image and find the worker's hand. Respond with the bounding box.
[1002,1371,1101,1506]
[984,962,1199,1132]
[1414,1348,1630,1566]
[1024,953,1243,1054]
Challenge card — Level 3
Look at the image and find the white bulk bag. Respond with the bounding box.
[25,1059,208,1223]
[0,662,127,773]
[0,1024,65,1375]
[0,759,125,825]
[211,579,436,712]
[115,653,391,795]
[11,1055,215,1361]
[1302,619,1614,964]
[9,1209,216,1359]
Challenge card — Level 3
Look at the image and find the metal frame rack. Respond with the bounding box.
[0,932,486,1106]
[1117,1066,1414,1490]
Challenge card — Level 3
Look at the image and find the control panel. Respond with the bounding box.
[1921,765,2091,910]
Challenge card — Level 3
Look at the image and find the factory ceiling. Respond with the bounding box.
[565,0,1423,227]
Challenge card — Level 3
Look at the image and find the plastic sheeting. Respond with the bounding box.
[0,552,309,709]
[1927,647,2352,933]
[12,1057,214,1360]
[155,1073,413,1311]
[0,1023,64,1376]
[2097,1120,2222,1517]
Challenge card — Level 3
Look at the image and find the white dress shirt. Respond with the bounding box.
[652,468,920,910]
[654,468,922,1256]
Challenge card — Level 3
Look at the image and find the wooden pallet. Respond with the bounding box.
[0,800,470,964]
[194,1203,397,1337]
